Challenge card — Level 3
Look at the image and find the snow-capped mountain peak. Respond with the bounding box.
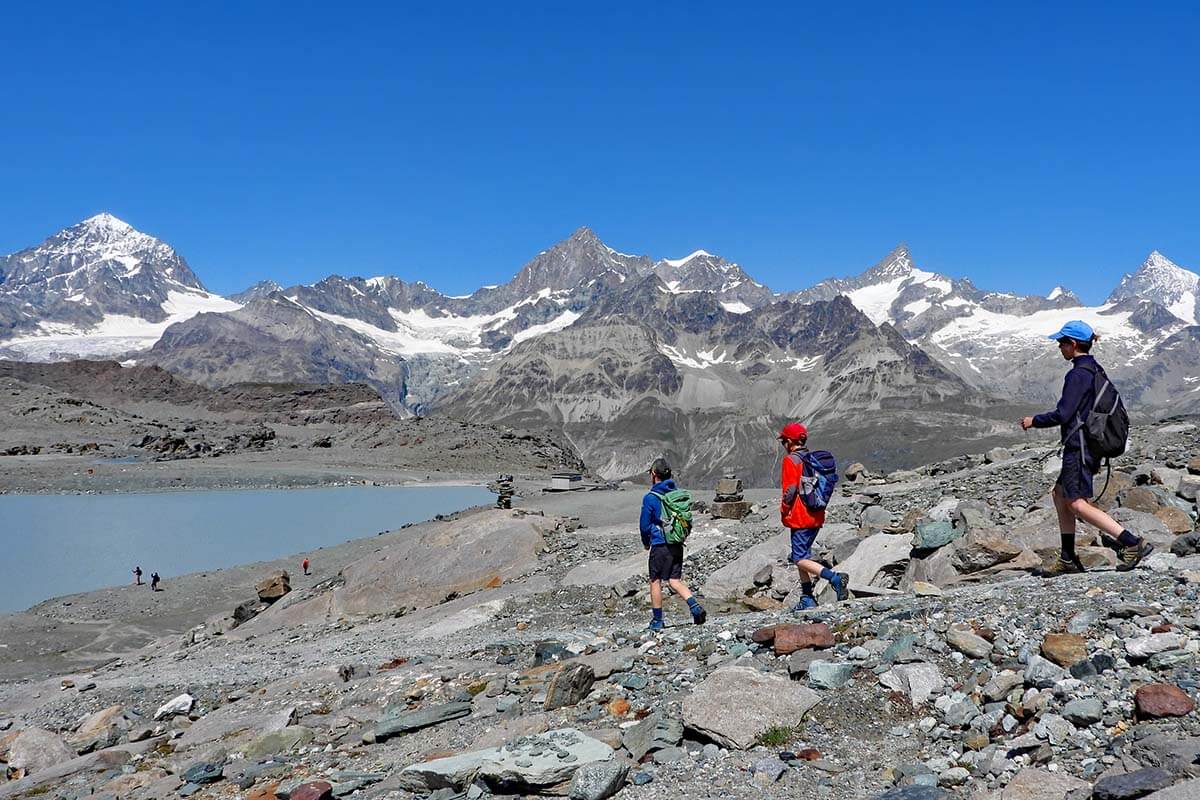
[867,244,915,280]
[1107,250,1199,324]
[662,249,714,268]
[80,212,134,233]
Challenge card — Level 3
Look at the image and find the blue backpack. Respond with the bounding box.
[793,450,839,511]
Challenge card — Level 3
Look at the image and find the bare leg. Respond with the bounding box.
[1068,498,1125,538]
[667,579,693,602]
[649,579,663,611]
[1052,485,1076,535]
[795,559,824,579]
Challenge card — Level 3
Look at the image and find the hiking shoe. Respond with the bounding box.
[829,571,850,602]
[691,605,707,625]
[791,596,818,612]
[648,618,664,632]
[1035,556,1086,578]
[1116,540,1154,572]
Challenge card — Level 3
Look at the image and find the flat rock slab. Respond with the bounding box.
[398,728,613,794]
[5,728,74,776]
[1092,767,1176,800]
[986,766,1089,799]
[177,701,297,750]
[1141,778,1200,799]
[682,665,821,750]
[826,532,914,601]
[374,701,472,742]
[700,531,790,599]
[478,728,615,791]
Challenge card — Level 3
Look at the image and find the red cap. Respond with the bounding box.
[779,422,808,440]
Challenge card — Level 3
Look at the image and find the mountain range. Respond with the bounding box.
[2,214,1197,480]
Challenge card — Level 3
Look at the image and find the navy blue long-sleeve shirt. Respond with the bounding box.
[1032,355,1098,449]
[640,478,676,547]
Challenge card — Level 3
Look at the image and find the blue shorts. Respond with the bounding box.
[1056,448,1096,501]
[789,527,820,563]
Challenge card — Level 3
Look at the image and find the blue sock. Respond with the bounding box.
[1117,530,1140,547]
[819,567,836,581]
[652,608,663,622]
[687,597,701,611]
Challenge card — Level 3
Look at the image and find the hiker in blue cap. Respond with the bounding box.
[1020,320,1152,576]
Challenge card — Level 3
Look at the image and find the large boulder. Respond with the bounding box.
[682,666,821,750]
[255,571,291,602]
[949,529,1025,573]
[6,729,75,776]
[811,532,912,603]
[700,531,790,600]
[241,510,547,629]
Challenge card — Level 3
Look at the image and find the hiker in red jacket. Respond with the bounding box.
[779,422,848,611]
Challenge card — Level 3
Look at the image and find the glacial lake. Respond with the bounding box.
[0,484,493,613]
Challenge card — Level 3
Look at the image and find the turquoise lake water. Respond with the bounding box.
[0,484,493,613]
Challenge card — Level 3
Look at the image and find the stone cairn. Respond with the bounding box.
[710,475,752,520]
[491,474,516,509]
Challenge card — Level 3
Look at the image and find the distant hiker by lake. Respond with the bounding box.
[302,557,310,576]
[133,565,142,585]
[1020,320,1151,576]
[641,458,705,630]
[778,422,847,610]
[150,572,161,591]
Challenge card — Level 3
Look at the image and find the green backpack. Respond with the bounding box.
[651,489,693,544]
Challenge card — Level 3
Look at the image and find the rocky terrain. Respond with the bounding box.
[1,417,1198,799]
[0,360,582,494]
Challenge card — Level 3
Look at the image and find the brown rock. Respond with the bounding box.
[773,623,834,655]
[1096,471,1134,510]
[711,500,753,520]
[1041,633,1088,667]
[607,698,630,717]
[1187,456,1200,475]
[750,625,779,645]
[256,571,291,603]
[742,595,783,611]
[291,782,334,800]
[247,781,280,800]
[1122,486,1164,513]
[1155,506,1194,534]
[543,662,595,711]
[1135,684,1196,719]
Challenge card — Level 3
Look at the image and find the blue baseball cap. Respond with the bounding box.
[1047,320,1094,341]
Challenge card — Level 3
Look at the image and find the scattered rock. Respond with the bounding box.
[568,760,629,800]
[6,728,75,776]
[807,660,856,690]
[1135,684,1196,719]
[289,781,334,800]
[154,692,194,720]
[372,701,472,742]
[544,662,596,711]
[1041,633,1087,667]
[255,571,291,602]
[683,666,821,750]
[773,623,834,655]
[945,625,993,659]
[1092,767,1176,800]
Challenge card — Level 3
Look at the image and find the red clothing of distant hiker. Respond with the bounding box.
[780,452,825,529]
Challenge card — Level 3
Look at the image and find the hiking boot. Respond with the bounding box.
[691,605,707,625]
[648,618,664,632]
[829,571,850,602]
[1035,555,1086,578]
[1116,540,1154,572]
[791,596,818,612]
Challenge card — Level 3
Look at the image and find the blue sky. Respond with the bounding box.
[1,2,1197,301]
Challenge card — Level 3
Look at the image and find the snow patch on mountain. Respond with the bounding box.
[662,250,713,268]
[511,310,581,344]
[0,289,239,359]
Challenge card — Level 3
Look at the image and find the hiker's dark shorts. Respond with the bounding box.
[648,543,684,582]
[789,527,820,563]
[1056,448,1097,501]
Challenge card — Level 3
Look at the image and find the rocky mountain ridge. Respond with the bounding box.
[2,216,1197,475]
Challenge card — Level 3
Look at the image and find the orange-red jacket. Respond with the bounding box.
[781,450,825,529]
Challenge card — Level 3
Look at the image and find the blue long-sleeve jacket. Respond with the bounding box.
[1032,355,1098,450]
[640,479,676,547]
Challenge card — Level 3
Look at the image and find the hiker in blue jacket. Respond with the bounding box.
[1020,320,1151,576]
[641,458,706,631]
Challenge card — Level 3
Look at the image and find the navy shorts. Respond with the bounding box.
[1056,448,1097,501]
[789,528,820,563]
[648,543,684,582]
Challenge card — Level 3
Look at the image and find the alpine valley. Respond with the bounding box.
[2,214,1198,483]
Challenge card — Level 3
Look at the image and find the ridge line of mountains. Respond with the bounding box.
[2,214,1198,482]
